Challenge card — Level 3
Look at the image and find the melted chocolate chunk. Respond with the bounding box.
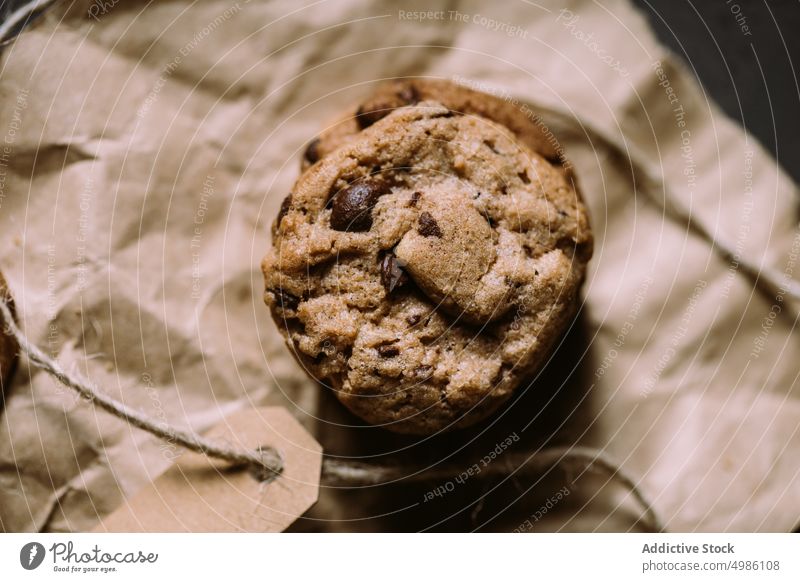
[272,193,292,235]
[381,252,408,293]
[417,211,443,238]
[330,180,389,231]
[303,138,321,164]
[356,85,421,129]
[355,104,388,129]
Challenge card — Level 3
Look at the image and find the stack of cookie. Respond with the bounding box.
[262,79,592,435]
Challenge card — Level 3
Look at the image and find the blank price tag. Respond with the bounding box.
[94,407,321,532]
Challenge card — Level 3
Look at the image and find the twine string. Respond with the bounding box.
[322,448,664,530]
[0,300,283,480]
[0,0,57,45]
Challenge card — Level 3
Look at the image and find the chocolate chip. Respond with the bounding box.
[518,171,531,184]
[278,193,292,221]
[272,193,292,235]
[377,344,400,358]
[270,287,299,311]
[355,103,388,129]
[330,180,389,231]
[381,252,408,293]
[417,211,443,238]
[356,85,419,129]
[303,138,321,164]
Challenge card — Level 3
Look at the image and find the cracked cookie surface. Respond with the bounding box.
[264,103,592,434]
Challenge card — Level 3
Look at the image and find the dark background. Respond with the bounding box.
[632,0,800,183]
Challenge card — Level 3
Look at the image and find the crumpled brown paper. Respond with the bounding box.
[0,0,797,532]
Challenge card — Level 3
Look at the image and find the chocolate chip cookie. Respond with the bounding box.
[301,78,571,178]
[265,102,592,435]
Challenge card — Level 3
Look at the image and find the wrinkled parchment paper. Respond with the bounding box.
[0,0,798,532]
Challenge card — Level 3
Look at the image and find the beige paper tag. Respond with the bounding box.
[94,407,321,532]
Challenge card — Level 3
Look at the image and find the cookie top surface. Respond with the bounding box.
[302,78,570,173]
[265,103,592,434]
